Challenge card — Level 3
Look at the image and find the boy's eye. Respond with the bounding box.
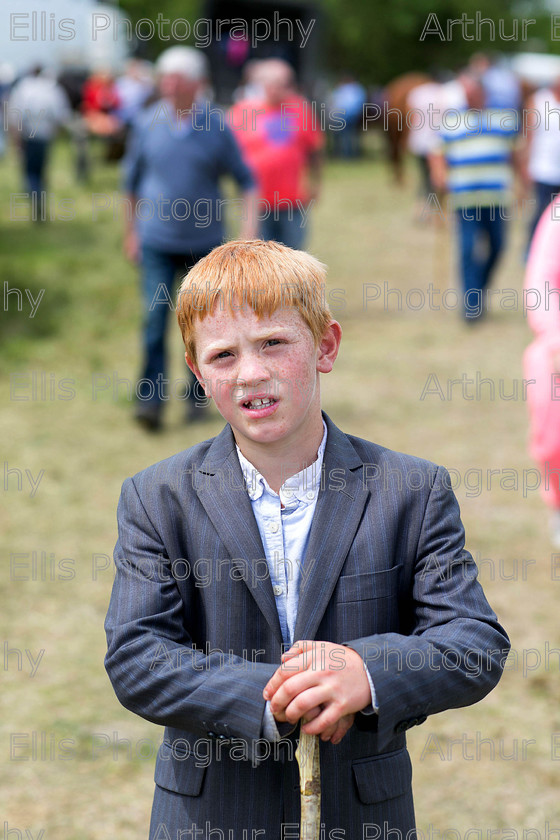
[265,339,282,347]
[215,350,232,360]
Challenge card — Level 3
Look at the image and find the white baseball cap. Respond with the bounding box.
[155,46,208,81]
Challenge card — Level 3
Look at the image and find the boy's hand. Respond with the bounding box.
[263,640,371,745]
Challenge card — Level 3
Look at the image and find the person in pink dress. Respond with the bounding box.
[524,196,560,545]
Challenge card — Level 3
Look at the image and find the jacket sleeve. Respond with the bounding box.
[346,465,510,752]
[104,476,277,746]
[121,115,146,196]
[218,122,256,191]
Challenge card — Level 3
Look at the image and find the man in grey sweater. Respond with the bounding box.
[122,46,257,430]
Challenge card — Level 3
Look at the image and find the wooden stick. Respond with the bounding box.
[295,727,321,840]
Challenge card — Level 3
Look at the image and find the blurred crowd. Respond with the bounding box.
[1,58,156,187]
[4,45,560,542]
[3,50,559,263]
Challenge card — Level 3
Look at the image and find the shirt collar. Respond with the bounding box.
[236,421,327,508]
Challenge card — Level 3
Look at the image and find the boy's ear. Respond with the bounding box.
[316,320,342,374]
[185,353,209,396]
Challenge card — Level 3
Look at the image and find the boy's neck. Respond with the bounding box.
[234,420,325,494]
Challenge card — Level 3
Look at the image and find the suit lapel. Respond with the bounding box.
[293,415,370,643]
[194,425,283,644]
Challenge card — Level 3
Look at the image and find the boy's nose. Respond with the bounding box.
[236,354,271,388]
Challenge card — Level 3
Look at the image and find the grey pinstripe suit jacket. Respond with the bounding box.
[105,413,509,839]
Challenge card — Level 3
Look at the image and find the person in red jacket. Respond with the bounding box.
[230,59,324,249]
[82,69,121,138]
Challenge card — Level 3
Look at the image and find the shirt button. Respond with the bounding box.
[273,585,284,596]
[269,522,280,533]
[306,491,315,500]
[283,489,294,499]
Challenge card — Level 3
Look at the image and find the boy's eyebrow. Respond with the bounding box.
[200,340,233,357]
[253,327,295,341]
[202,327,296,356]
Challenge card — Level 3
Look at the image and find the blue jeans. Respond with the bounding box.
[456,207,505,320]
[260,209,308,249]
[331,119,362,159]
[528,181,560,249]
[22,138,49,196]
[138,244,210,408]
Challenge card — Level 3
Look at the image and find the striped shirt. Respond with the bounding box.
[438,108,517,209]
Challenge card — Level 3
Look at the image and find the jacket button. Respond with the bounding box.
[207,731,216,739]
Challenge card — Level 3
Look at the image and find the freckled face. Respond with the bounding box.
[187,306,338,458]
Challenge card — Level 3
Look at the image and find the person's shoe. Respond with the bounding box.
[134,403,162,432]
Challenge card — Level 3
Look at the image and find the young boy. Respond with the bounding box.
[105,239,509,839]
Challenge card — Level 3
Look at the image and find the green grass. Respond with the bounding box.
[1,139,559,838]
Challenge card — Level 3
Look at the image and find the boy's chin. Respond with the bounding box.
[234,425,282,444]
[231,419,289,447]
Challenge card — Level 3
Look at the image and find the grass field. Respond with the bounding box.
[1,137,559,839]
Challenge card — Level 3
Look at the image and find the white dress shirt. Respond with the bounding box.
[235,422,377,740]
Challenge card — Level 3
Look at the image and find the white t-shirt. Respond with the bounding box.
[8,74,71,141]
[406,82,442,155]
[528,87,560,185]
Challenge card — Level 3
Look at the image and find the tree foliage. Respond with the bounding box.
[116,0,557,83]
[320,0,556,83]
